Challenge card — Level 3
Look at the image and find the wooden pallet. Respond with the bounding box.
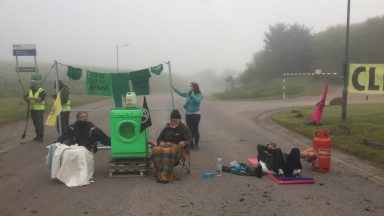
[108,158,153,177]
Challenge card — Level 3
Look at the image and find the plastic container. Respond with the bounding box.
[125,92,137,107]
[216,158,223,176]
[312,129,332,173]
[203,172,215,179]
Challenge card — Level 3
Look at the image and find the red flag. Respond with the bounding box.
[310,86,328,125]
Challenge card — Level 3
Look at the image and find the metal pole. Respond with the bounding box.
[54,60,62,135]
[341,0,351,122]
[34,55,38,74]
[116,46,119,73]
[15,56,24,104]
[282,75,286,99]
[166,61,175,110]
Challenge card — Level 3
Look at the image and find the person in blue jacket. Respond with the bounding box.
[173,82,203,150]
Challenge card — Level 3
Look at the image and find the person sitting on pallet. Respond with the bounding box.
[57,111,111,153]
[257,143,317,178]
[151,109,192,184]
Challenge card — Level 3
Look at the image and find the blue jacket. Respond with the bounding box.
[174,88,203,114]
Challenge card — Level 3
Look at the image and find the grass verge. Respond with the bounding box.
[213,77,327,100]
[272,104,384,164]
[0,95,109,125]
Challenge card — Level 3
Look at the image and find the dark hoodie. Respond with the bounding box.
[157,122,192,146]
[58,121,111,152]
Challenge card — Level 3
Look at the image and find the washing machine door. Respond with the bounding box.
[111,119,147,158]
[116,120,140,143]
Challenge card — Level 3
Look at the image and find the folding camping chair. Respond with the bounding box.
[149,140,191,174]
[174,148,191,174]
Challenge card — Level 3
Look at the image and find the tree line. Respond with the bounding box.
[239,16,384,87]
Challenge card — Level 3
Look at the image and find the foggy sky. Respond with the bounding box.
[1,0,383,75]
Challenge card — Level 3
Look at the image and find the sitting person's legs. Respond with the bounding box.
[283,148,302,175]
[151,143,180,183]
[271,148,285,175]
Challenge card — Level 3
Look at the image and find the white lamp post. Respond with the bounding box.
[116,43,129,73]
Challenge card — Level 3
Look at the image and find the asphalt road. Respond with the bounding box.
[1,94,384,216]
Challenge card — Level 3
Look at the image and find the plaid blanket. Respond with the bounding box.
[151,144,181,182]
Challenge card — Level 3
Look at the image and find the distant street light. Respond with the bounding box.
[341,0,351,122]
[116,43,129,73]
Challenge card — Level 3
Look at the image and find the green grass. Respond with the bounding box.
[0,95,108,125]
[272,104,384,164]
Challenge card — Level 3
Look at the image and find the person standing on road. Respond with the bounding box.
[23,80,46,142]
[53,80,71,135]
[173,82,203,150]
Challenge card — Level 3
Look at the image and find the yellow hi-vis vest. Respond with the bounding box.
[62,98,71,111]
[28,88,46,110]
[61,87,71,111]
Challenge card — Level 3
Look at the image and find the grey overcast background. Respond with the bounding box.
[1,0,384,74]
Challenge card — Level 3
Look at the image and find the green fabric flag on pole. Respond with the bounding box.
[130,68,151,95]
[111,73,130,108]
[150,64,163,75]
[86,70,112,96]
[67,66,83,80]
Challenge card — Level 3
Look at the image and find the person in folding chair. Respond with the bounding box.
[151,109,192,184]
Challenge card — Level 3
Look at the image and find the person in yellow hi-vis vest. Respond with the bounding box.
[52,80,71,135]
[23,80,46,142]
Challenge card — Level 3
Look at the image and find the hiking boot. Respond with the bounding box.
[156,179,170,184]
[256,164,263,178]
[33,137,43,142]
[293,169,301,177]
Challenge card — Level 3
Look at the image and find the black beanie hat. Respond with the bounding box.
[170,109,182,119]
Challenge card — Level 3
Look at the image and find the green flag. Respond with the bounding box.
[150,64,163,75]
[130,69,151,95]
[86,70,112,96]
[67,66,82,80]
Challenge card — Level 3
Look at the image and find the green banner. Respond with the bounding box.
[86,70,112,96]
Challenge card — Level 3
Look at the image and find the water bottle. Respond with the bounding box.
[216,158,223,176]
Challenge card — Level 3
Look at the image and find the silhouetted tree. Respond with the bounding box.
[241,23,314,84]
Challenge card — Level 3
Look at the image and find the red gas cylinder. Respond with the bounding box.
[312,129,331,173]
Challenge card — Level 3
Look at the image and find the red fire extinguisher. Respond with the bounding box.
[312,129,331,173]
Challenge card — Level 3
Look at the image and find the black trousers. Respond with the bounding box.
[185,114,201,146]
[271,148,302,175]
[57,111,70,135]
[31,110,44,138]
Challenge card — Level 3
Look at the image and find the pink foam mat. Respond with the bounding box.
[248,158,315,185]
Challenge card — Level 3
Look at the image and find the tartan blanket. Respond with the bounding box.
[151,144,180,182]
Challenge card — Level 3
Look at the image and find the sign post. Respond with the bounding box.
[13,44,38,73]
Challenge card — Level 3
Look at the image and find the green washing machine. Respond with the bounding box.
[110,108,148,158]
